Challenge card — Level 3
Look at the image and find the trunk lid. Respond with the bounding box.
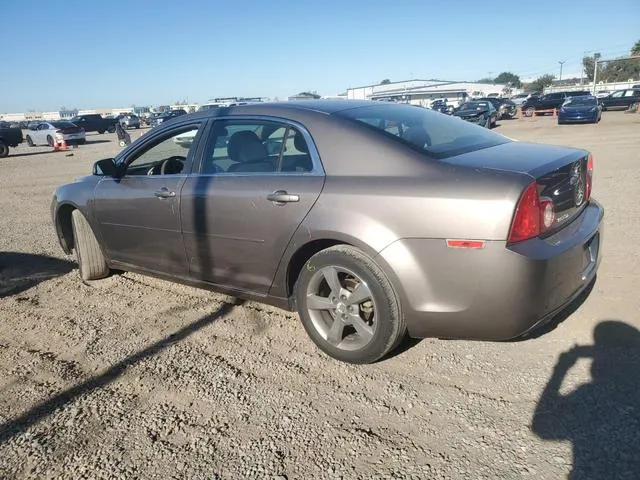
[444,141,591,231]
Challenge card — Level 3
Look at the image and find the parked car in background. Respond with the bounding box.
[429,99,454,114]
[151,109,188,127]
[25,121,86,146]
[69,114,117,134]
[476,97,517,120]
[510,93,530,106]
[599,88,640,111]
[453,100,498,127]
[558,95,602,124]
[595,90,611,99]
[51,100,603,364]
[119,114,141,129]
[0,122,24,157]
[521,91,591,116]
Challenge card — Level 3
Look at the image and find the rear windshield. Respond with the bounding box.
[334,103,510,159]
[51,121,76,128]
[565,96,597,106]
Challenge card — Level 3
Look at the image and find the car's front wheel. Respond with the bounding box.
[71,209,109,281]
[295,245,406,364]
[525,107,535,117]
[107,125,116,134]
[0,140,8,158]
[26,135,34,147]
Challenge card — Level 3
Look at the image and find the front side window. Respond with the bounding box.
[200,120,314,174]
[335,103,509,159]
[125,124,202,176]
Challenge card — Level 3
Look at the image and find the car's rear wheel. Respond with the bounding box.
[26,135,34,147]
[98,130,105,134]
[47,135,54,147]
[0,140,8,158]
[71,209,109,281]
[525,107,535,117]
[295,245,406,364]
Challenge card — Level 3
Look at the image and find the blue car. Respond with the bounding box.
[558,95,602,124]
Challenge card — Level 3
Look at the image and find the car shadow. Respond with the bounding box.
[0,300,240,445]
[83,139,111,145]
[0,251,75,298]
[4,150,55,158]
[531,320,640,479]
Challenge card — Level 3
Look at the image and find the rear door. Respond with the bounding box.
[180,117,325,295]
[92,120,207,275]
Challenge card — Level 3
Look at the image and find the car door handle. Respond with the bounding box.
[267,190,300,204]
[154,188,176,199]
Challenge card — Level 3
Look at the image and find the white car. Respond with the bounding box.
[25,121,86,147]
[595,90,611,99]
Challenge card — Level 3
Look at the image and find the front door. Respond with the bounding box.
[93,121,206,276]
[180,118,325,295]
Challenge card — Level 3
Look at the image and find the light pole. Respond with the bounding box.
[558,60,566,81]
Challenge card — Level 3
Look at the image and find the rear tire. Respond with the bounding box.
[107,125,116,134]
[0,140,8,158]
[295,245,406,364]
[98,130,105,134]
[26,135,34,147]
[71,209,109,281]
[47,135,54,147]
[525,107,535,117]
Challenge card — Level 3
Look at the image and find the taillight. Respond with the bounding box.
[508,182,556,244]
[585,153,593,201]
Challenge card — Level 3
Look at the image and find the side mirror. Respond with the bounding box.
[93,158,120,177]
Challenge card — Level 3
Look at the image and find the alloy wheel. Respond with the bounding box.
[305,265,377,351]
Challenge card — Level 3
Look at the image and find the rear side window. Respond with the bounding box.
[200,120,314,174]
[334,103,510,159]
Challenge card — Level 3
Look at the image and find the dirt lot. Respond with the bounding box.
[1,112,639,479]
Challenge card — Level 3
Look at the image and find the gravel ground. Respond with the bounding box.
[1,113,639,479]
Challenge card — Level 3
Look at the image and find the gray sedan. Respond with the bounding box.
[51,100,603,364]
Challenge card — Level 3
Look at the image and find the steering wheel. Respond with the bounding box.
[146,156,186,175]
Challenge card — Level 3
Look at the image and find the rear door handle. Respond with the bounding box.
[154,188,176,199]
[267,190,300,204]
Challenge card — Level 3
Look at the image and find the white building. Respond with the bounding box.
[347,79,509,107]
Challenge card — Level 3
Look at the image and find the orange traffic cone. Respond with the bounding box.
[531,110,536,122]
[54,138,69,151]
[552,108,557,119]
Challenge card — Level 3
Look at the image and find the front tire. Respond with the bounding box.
[47,135,54,147]
[26,135,35,147]
[295,245,406,364]
[71,209,109,281]
[107,125,116,134]
[0,140,8,158]
[525,107,535,117]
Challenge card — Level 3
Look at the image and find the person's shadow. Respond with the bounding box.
[531,321,640,479]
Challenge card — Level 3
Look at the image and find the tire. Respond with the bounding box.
[525,107,535,117]
[98,130,105,135]
[0,140,8,158]
[78,139,86,145]
[295,245,406,364]
[107,125,116,134]
[47,135,54,147]
[485,117,491,129]
[26,135,34,147]
[71,209,109,281]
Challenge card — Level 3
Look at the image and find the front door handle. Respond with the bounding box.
[267,190,300,204]
[154,188,176,199]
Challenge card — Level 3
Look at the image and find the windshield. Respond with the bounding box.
[460,102,489,109]
[564,96,597,106]
[334,103,510,159]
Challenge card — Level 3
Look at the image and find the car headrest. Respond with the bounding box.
[227,130,267,163]
[294,132,309,153]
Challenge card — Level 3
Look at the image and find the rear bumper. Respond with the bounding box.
[377,199,604,340]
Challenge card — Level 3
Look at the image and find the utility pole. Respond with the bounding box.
[558,60,566,81]
[592,53,601,94]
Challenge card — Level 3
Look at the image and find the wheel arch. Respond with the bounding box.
[54,203,78,254]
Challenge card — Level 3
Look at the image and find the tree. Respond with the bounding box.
[582,53,603,82]
[476,77,494,84]
[380,79,391,85]
[530,74,556,92]
[632,39,640,56]
[494,72,522,88]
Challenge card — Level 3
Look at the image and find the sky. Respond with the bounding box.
[2,0,639,112]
